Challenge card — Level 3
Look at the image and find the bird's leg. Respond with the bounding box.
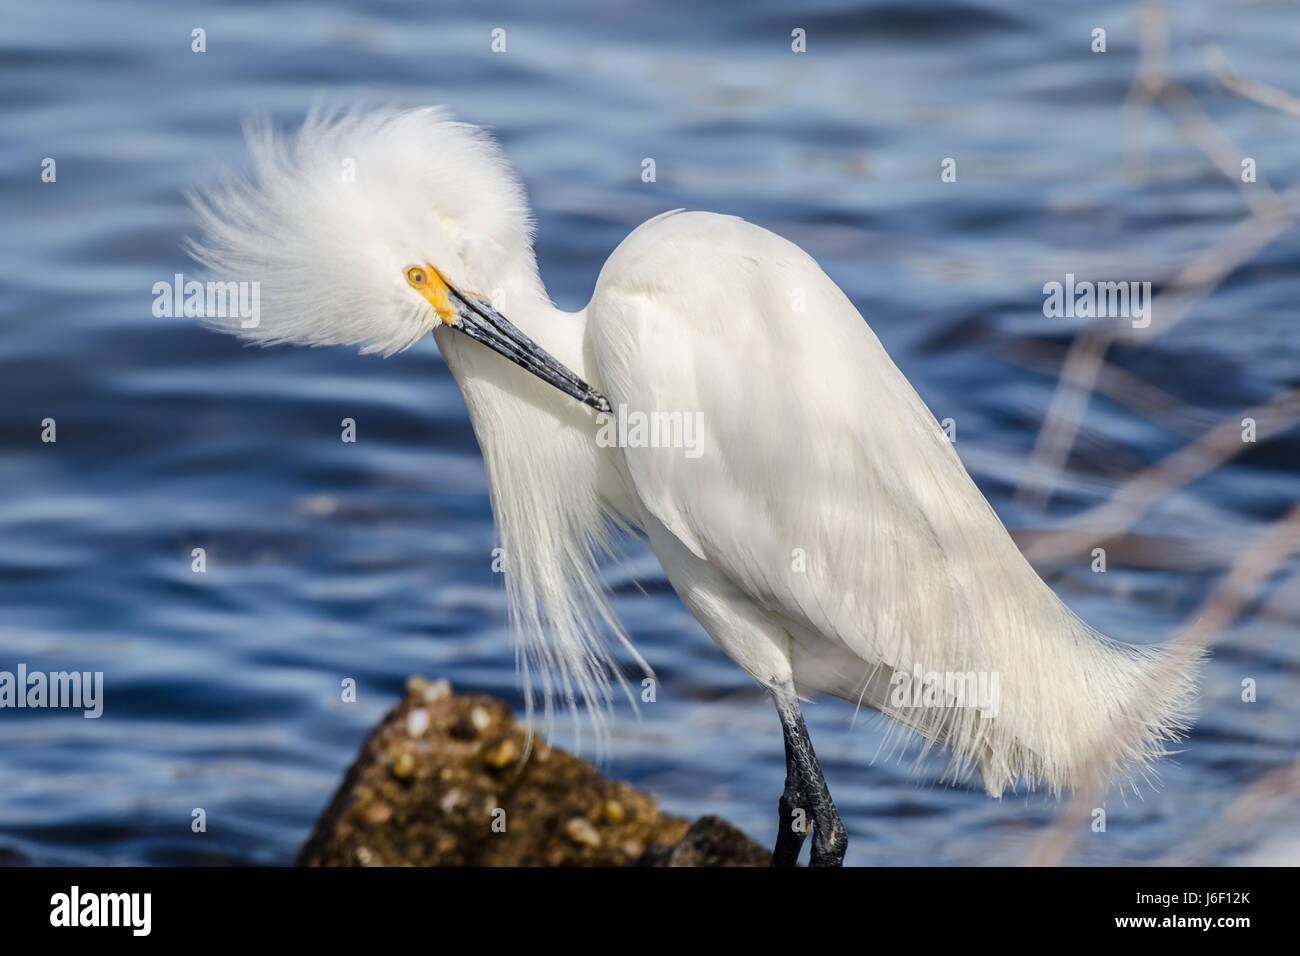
[772,704,811,867]
[770,681,846,867]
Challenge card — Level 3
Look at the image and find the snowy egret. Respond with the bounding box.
[189,108,1199,867]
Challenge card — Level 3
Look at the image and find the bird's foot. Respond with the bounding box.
[808,796,846,867]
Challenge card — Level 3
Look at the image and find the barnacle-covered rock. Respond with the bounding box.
[297,676,767,867]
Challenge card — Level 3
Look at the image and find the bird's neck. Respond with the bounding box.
[435,274,640,521]
[505,283,591,381]
[436,279,643,746]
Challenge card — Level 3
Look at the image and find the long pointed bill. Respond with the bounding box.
[448,289,611,413]
[411,264,611,414]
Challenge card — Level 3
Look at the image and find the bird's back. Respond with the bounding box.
[587,210,1198,796]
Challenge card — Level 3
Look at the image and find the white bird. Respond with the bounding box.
[189,107,1200,866]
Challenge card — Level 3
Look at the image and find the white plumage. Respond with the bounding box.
[189,107,1198,819]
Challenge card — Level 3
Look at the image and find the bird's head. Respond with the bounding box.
[187,106,609,411]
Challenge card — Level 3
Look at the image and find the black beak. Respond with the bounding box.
[443,283,611,414]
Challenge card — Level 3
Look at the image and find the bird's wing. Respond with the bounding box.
[590,211,979,667]
[588,211,1198,796]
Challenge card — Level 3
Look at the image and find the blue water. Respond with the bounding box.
[2,0,1298,866]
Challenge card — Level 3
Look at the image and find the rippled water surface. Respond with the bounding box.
[2,0,1299,865]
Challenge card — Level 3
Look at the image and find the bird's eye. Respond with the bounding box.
[407,268,426,286]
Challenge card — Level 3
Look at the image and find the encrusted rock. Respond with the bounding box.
[297,677,769,867]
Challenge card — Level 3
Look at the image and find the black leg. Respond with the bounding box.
[771,709,811,867]
[770,681,846,867]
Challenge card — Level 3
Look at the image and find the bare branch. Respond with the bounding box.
[1201,42,1300,119]
[1024,391,1300,566]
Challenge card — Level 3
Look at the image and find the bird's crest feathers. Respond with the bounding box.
[187,106,538,356]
